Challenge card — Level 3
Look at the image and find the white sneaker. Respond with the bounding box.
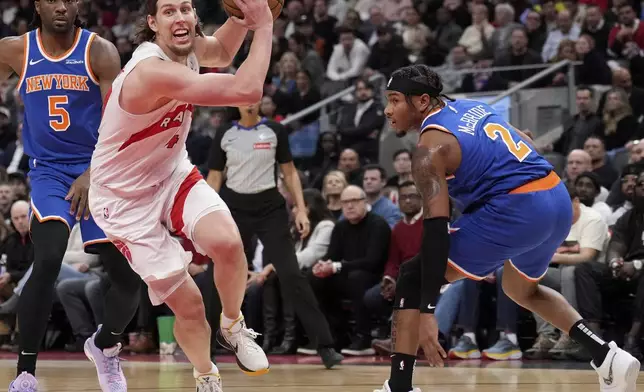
[84,331,127,392]
[216,315,269,375]
[195,372,223,392]
[373,380,421,392]
[591,341,640,392]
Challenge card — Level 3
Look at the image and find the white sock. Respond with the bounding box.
[464,332,477,345]
[193,362,218,378]
[221,312,243,333]
[505,332,518,346]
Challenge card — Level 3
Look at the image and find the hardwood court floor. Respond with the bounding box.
[0,354,642,391]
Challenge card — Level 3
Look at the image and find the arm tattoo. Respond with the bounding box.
[411,145,444,214]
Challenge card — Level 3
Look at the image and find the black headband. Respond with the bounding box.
[386,76,442,97]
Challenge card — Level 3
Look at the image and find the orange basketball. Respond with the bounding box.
[222,0,283,21]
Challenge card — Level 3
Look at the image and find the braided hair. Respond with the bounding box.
[389,64,448,108]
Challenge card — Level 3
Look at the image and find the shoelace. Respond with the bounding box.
[197,376,220,392]
[229,327,262,353]
[102,344,125,380]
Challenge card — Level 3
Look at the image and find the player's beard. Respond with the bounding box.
[169,40,194,57]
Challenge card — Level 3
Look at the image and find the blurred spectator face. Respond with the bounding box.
[260,96,277,118]
[556,10,573,33]
[369,6,384,25]
[393,151,411,175]
[575,176,599,206]
[340,186,368,223]
[313,0,328,17]
[296,19,314,36]
[566,149,592,180]
[8,178,28,200]
[557,40,576,60]
[472,5,489,24]
[524,11,541,31]
[494,5,514,26]
[354,80,373,102]
[287,0,303,21]
[403,7,421,25]
[613,68,632,91]
[288,37,303,55]
[377,28,392,45]
[295,70,311,91]
[635,173,644,210]
[630,141,644,163]
[0,184,15,208]
[323,171,348,196]
[210,110,224,129]
[621,173,638,199]
[605,91,625,112]
[583,137,606,162]
[584,6,602,28]
[575,35,592,55]
[563,0,578,17]
[510,29,528,52]
[320,133,337,155]
[576,88,593,113]
[10,201,29,237]
[274,18,287,37]
[399,184,421,216]
[542,0,557,19]
[345,10,361,28]
[436,7,451,24]
[450,45,468,64]
[340,31,355,51]
[618,5,636,26]
[338,149,360,172]
[149,0,198,57]
[116,37,132,55]
[280,52,299,76]
[16,19,28,35]
[362,168,385,196]
[116,7,129,24]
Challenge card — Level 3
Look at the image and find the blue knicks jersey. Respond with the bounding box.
[421,99,553,212]
[17,28,102,166]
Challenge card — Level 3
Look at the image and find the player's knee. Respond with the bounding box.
[173,292,207,321]
[205,228,243,262]
[501,274,537,305]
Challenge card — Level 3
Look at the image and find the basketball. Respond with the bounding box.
[222,0,283,21]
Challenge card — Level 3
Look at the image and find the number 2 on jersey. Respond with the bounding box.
[483,123,532,162]
[48,96,70,132]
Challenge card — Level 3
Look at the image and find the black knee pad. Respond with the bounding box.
[394,255,422,310]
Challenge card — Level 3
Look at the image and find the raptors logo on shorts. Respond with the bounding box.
[112,239,132,264]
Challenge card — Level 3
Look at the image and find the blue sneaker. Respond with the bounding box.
[482,338,523,360]
[8,372,38,392]
[448,335,481,359]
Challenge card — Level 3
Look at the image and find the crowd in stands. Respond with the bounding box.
[1,0,644,363]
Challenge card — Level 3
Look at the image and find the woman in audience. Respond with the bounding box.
[260,189,335,354]
[550,39,576,86]
[399,6,432,63]
[457,4,494,60]
[322,170,348,219]
[270,52,301,100]
[600,88,641,151]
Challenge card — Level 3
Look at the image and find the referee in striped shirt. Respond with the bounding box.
[206,102,343,367]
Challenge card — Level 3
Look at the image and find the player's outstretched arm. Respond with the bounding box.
[140,26,273,107]
[195,18,248,68]
[0,36,25,81]
[89,35,122,102]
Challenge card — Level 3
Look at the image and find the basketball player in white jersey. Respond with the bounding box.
[87,0,274,389]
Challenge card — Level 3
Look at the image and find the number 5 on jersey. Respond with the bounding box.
[484,123,532,162]
[48,96,70,132]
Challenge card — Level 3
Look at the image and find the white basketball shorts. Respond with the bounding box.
[89,159,229,305]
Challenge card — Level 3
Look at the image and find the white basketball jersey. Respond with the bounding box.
[90,42,200,195]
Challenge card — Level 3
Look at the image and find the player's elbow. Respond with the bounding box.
[234,86,263,106]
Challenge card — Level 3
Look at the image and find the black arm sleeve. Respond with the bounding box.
[207,125,229,171]
[272,121,293,164]
[420,217,450,313]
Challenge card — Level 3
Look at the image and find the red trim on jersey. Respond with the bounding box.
[118,104,194,151]
[170,167,202,234]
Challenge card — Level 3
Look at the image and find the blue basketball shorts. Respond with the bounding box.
[448,178,572,281]
[28,160,108,248]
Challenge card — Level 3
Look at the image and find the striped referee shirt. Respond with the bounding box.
[208,119,292,194]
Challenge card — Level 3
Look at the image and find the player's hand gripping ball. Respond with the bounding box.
[223,0,283,23]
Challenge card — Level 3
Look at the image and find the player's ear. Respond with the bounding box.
[147,14,158,33]
[34,0,40,15]
[418,93,431,112]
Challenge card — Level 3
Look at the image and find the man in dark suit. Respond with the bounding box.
[487,27,543,91]
[335,78,386,163]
